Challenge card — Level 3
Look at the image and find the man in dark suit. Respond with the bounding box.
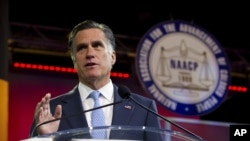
[29,20,162,140]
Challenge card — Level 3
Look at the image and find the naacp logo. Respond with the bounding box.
[135,20,230,115]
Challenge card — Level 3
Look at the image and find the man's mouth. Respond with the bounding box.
[85,63,97,67]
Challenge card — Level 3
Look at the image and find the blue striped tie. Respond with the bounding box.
[90,91,107,139]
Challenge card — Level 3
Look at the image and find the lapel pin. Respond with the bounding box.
[124,105,132,109]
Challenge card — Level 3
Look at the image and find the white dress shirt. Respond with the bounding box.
[78,80,114,127]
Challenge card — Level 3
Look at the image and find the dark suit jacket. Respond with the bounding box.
[30,84,162,140]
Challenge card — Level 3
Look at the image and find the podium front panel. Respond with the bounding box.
[30,126,204,141]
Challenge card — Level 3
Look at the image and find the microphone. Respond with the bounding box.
[30,91,128,138]
[118,85,204,141]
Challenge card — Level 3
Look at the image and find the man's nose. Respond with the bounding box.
[86,47,95,58]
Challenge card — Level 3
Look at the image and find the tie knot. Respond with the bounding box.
[90,91,100,101]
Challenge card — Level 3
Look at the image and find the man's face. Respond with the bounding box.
[72,28,116,84]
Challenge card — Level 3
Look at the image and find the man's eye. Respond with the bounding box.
[76,45,86,51]
[92,44,100,48]
[92,42,103,48]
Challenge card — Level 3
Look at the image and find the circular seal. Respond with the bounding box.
[135,20,231,116]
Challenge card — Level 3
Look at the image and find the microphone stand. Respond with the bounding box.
[128,95,204,141]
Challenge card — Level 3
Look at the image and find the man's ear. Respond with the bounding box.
[70,54,77,69]
[111,51,116,65]
[73,61,77,69]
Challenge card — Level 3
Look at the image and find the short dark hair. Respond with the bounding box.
[68,20,116,52]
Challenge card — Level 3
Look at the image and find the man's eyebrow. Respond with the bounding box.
[76,43,87,48]
[91,40,103,44]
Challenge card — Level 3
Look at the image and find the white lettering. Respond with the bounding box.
[163,23,176,33]
[139,39,152,82]
[149,28,163,41]
[234,129,247,136]
[210,44,221,55]
[217,57,227,66]
[196,96,218,113]
[215,69,229,97]
[234,129,241,136]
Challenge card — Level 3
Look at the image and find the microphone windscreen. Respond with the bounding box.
[118,85,131,99]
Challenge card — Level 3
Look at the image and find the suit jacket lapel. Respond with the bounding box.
[111,85,135,125]
[60,86,88,129]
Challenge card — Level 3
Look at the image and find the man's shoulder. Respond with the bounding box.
[130,92,154,102]
[50,85,78,102]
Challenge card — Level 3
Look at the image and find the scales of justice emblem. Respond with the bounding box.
[136,20,230,115]
[155,40,214,97]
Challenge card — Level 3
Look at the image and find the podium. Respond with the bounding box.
[22,126,204,141]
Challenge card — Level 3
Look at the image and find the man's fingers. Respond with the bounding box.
[43,93,51,109]
[54,105,62,119]
[44,93,51,113]
[35,93,52,123]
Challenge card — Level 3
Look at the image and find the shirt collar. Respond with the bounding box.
[78,80,114,102]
